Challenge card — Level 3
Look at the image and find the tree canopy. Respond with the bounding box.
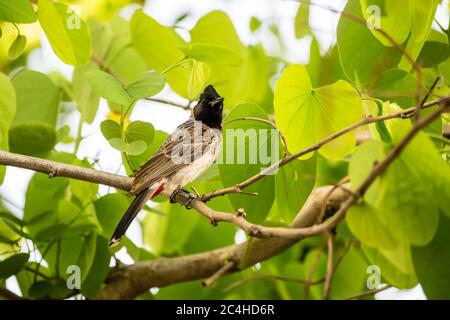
[0,0,449,300]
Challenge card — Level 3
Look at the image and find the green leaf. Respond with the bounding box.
[143,201,200,255]
[94,193,130,238]
[70,158,98,205]
[349,140,384,204]
[360,0,411,46]
[249,17,261,32]
[129,129,168,171]
[347,202,398,250]
[0,0,37,23]
[413,214,450,299]
[0,72,16,183]
[178,43,243,66]
[189,12,271,109]
[368,69,417,107]
[9,123,56,157]
[85,70,132,106]
[10,70,59,156]
[35,224,68,242]
[187,60,211,100]
[0,211,25,227]
[123,237,154,261]
[377,157,439,246]
[130,10,189,97]
[72,62,100,124]
[56,199,79,225]
[8,34,26,60]
[417,41,450,68]
[0,253,29,279]
[24,153,74,237]
[127,140,147,155]
[218,103,276,223]
[399,0,439,70]
[100,119,121,141]
[77,231,97,282]
[328,248,368,299]
[125,71,166,99]
[294,3,310,39]
[37,0,92,66]
[125,121,154,145]
[42,231,85,277]
[81,236,111,298]
[389,121,450,218]
[274,64,362,159]
[362,244,417,289]
[15,263,50,297]
[337,0,401,85]
[28,280,51,299]
[275,156,316,223]
[56,125,71,144]
[109,138,147,155]
[191,12,257,105]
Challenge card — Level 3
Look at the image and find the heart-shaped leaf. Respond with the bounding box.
[274,64,362,159]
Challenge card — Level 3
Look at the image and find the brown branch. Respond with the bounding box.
[323,232,335,300]
[202,260,235,287]
[0,150,132,192]
[97,184,351,299]
[346,285,392,300]
[0,97,448,246]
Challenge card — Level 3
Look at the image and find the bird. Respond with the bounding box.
[109,85,224,247]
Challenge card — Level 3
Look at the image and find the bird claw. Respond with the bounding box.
[170,185,183,203]
[183,193,198,210]
[170,185,198,209]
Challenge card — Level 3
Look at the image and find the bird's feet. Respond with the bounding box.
[170,185,198,209]
[169,185,183,203]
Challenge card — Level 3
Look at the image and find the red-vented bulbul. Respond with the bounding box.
[109,85,224,246]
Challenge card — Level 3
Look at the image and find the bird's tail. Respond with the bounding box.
[109,188,152,247]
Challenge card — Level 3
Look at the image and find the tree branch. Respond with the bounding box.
[97,184,351,299]
[0,150,132,192]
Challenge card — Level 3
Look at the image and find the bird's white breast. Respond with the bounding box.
[162,128,222,195]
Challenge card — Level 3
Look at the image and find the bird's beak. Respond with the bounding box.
[211,97,224,107]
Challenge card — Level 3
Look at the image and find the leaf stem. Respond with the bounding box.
[74,117,83,154]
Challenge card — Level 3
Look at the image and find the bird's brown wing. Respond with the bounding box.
[128,119,216,195]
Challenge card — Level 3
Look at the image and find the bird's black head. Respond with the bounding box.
[193,85,224,129]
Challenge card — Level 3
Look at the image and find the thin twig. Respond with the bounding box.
[416,76,442,120]
[346,285,392,300]
[145,97,192,111]
[323,232,335,300]
[223,274,324,293]
[316,177,350,224]
[304,241,325,299]
[91,53,125,85]
[202,260,235,287]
